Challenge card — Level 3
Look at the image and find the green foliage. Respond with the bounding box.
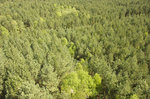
[0,25,9,36]
[55,5,79,17]
[61,65,100,99]
[93,73,102,92]
[5,74,23,98]
[56,11,62,17]
[130,94,139,99]
[68,42,76,57]
[145,32,148,37]
[37,65,58,93]
[17,81,53,99]
[61,37,68,46]
[0,48,5,94]
[0,0,150,98]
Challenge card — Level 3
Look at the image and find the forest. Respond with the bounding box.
[0,0,150,99]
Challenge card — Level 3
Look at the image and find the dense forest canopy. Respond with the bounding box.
[0,0,150,99]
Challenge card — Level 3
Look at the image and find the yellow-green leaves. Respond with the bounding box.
[0,25,9,36]
[11,20,19,31]
[76,63,83,70]
[5,75,23,98]
[61,72,80,94]
[69,42,76,57]
[34,20,38,27]
[145,32,148,37]
[94,73,102,86]
[61,63,102,99]
[0,48,5,94]
[39,17,45,23]
[130,94,139,99]
[61,37,68,46]
[11,20,18,26]
[61,70,97,99]
[55,5,79,17]
[56,11,62,17]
